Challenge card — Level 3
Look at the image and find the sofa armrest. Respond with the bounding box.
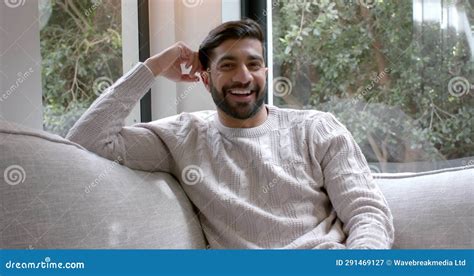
[0,121,206,249]
[374,166,474,249]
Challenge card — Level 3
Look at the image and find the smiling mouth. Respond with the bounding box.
[227,88,253,96]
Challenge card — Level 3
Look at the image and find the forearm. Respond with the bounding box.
[66,63,155,158]
[315,113,394,249]
[333,175,394,249]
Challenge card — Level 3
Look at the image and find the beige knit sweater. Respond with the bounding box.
[67,63,394,249]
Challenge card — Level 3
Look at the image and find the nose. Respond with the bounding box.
[232,64,253,84]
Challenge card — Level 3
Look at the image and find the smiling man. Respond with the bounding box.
[201,36,267,124]
[67,19,394,249]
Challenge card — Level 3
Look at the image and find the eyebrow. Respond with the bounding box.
[216,54,264,64]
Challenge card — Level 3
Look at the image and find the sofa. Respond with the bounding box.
[1,120,473,249]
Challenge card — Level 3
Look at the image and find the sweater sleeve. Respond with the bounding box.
[312,113,395,249]
[66,63,174,173]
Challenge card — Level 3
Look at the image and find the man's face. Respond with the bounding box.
[204,38,267,120]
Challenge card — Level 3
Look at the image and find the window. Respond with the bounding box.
[39,0,123,137]
[269,0,473,172]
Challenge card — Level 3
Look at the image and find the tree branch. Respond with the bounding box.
[56,0,87,33]
[66,0,91,31]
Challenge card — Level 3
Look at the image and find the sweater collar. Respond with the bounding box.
[213,105,279,138]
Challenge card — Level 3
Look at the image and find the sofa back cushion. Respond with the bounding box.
[375,166,473,249]
[2,120,472,249]
[0,121,206,249]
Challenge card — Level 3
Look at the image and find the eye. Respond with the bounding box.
[219,63,234,70]
[248,62,262,71]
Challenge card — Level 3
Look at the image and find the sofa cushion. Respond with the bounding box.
[0,120,206,249]
[374,166,474,249]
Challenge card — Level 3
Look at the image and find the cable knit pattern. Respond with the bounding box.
[67,63,394,249]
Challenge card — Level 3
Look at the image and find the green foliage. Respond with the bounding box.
[41,0,122,136]
[40,0,473,163]
[273,0,473,162]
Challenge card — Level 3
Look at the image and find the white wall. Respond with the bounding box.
[0,0,242,127]
[122,0,141,125]
[222,0,241,22]
[149,0,179,119]
[149,0,241,120]
[0,0,43,129]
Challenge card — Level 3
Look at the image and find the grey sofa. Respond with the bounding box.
[1,120,472,249]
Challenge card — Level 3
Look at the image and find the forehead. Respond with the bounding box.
[211,38,264,63]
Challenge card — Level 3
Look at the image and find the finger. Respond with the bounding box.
[180,74,199,82]
[180,44,193,68]
[185,55,193,69]
[189,53,200,76]
[195,53,203,73]
[175,45,187,64]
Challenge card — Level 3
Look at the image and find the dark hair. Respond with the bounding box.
[198,19,265,70]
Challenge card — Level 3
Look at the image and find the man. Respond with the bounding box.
[67,19,394,249]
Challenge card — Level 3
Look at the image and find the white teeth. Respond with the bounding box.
[229,89,251,95]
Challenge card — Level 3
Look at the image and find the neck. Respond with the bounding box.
[217,105,268,128]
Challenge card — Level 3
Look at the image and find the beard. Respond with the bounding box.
[209,79,266,120]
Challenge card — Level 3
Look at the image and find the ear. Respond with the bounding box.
[201,69,211,92]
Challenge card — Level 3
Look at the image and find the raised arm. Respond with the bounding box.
[312,113,395,249]
[66,42,201,172]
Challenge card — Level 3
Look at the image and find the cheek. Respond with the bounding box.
[254,73,266,88]
[213,73,230,90]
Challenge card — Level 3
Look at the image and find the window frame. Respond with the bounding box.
[252,0,473,172]
[137,0,152,123]
[241,0,273,105]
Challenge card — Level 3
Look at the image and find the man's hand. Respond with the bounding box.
[144,41,201,82]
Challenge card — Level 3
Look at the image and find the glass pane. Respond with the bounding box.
[271,0,473,172]
[39,0,122,137]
